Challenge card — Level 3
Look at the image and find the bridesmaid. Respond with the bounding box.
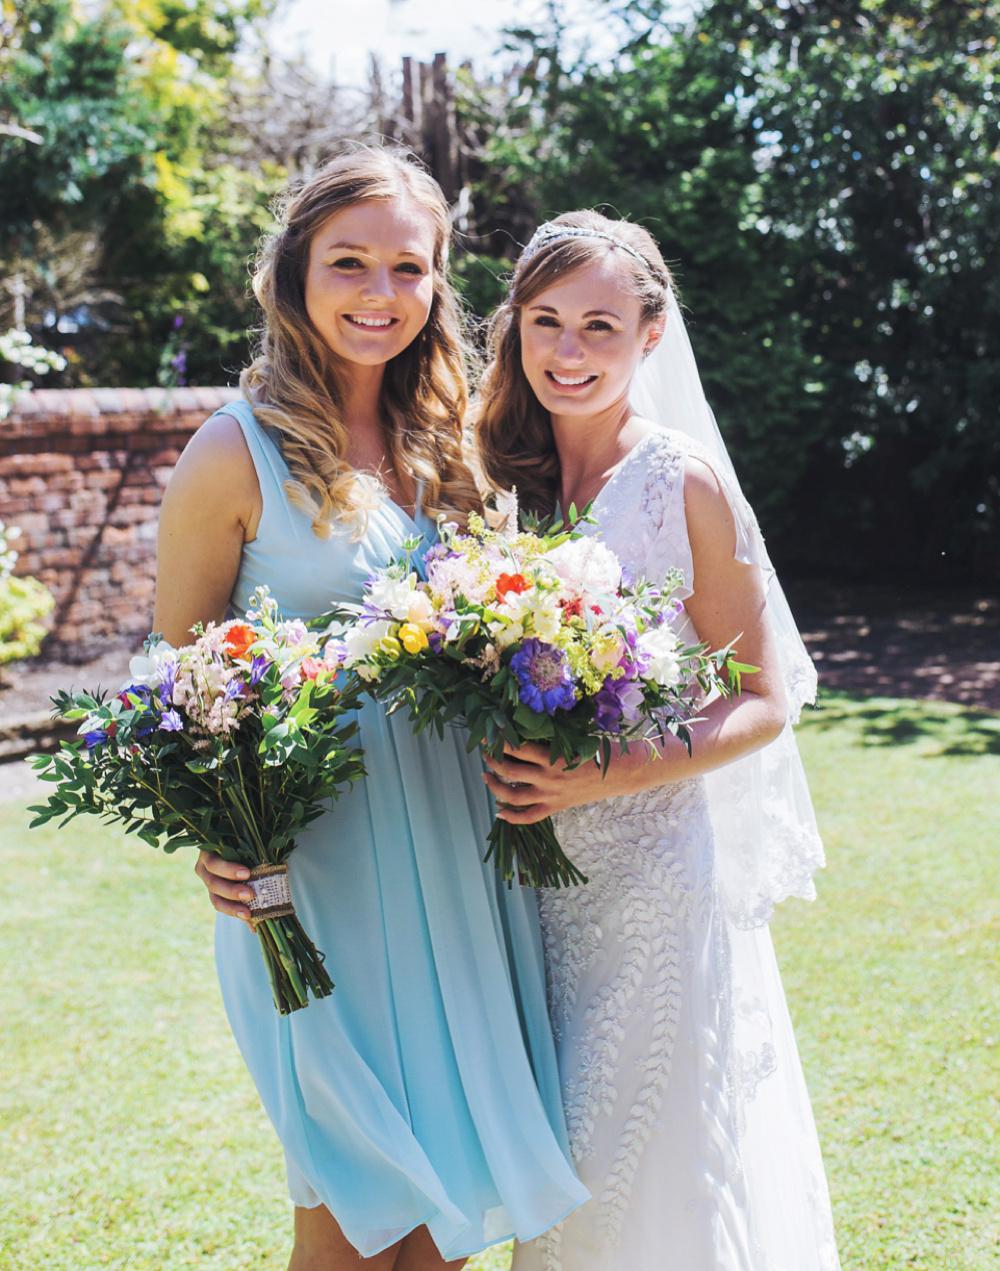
[473,211,839,1270]
[159,150,586,1271]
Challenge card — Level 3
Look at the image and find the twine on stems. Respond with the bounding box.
[247,863,296,931]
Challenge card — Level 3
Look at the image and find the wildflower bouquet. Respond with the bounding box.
[29,588,364,1014]
[336,516,750,888]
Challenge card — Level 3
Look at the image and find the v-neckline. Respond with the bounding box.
[559,429,661,524]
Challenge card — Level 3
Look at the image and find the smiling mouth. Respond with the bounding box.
[547,371,597,386]
[345,315,398,329]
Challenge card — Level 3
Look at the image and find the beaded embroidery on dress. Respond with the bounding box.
[511,429,840,1271]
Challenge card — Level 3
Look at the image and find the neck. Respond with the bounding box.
[340,362,387,440]
[550,396,649,514]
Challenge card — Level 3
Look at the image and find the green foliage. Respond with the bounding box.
[704,0,1000,573]
[0,555,54,666]
[0,327,61,666]
[0,0,152,237]
[459,0,999,576]
[0,0,280,385]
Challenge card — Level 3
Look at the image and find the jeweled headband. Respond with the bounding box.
[517,222,653,272]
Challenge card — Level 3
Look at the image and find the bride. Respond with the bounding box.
[473,212,841,1270]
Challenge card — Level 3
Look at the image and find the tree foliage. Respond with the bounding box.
[458,0,999,577]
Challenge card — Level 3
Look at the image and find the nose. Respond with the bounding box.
[555,328,585,362]
[361,264,394,301]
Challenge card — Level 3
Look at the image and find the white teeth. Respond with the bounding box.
[551,373,594,386]
[348,315,394,327]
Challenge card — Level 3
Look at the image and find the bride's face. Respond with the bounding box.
[518,256,655,420]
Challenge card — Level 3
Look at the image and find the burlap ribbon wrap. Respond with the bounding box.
[246,863,295,931]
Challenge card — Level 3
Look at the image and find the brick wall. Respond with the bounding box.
[2,386,240,660]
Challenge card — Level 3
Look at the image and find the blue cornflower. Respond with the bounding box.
[509,639,577,716]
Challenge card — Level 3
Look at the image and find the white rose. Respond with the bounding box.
[638,626,683,687]
[545,537,622,595]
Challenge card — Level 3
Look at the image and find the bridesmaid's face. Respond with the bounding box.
[518,256,656,421]
[304,196,437,368]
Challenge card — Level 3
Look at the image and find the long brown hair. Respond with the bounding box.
[473,211,673,516]
[241,146,481,534]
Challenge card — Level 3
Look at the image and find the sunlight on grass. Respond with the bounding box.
[1,691,997,1269]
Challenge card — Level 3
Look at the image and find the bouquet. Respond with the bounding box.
[335,514,751,888]
[29,587,364,1014]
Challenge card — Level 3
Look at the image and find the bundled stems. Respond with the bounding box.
[485,817,589,889]
[255,915,334,1015]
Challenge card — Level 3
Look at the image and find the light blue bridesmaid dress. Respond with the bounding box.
[212,403,588,1260]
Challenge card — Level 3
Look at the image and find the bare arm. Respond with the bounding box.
[482,456,787,820]
[153,411,261,644]
[155,411,264,920]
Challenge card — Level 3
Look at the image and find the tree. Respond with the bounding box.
[457,0,999,577]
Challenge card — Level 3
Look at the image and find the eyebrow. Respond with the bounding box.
[528,304,622,320]
[322,241,427,258]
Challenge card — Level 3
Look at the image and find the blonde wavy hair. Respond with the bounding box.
[241,147,482,535]
[473,210,673,516]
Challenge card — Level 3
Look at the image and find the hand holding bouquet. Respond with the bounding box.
[29,587,364,1014]
[336,514,751,888]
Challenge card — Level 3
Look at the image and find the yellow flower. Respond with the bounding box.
[398,623,429,654]
[377,636,403,660]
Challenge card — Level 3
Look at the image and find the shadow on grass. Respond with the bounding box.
[804,692,1000,758]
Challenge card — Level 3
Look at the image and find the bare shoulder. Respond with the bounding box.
[163,409,261,529]
[682,454,738,557]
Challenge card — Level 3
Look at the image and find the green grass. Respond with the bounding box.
[1,691,997,1269]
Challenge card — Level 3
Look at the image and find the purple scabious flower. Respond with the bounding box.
[510,639,577,716]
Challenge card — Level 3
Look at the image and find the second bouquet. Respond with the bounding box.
[334,514,751,888]
[29,587,364,1014]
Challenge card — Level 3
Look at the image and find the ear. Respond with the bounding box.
[641,325,665,360]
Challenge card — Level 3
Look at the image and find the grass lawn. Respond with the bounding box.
[1,690,997,1269]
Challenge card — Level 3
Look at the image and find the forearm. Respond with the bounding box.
[601,688,787,799]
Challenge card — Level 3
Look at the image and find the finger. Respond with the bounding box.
[482,771,541,806]
[197,851,251,882]
[195,854,254,923]
[502,739,550,764]
[494,802,550,825]
[210,892,255,924]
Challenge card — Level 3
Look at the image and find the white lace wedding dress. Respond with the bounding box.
[512,428,841,1271]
